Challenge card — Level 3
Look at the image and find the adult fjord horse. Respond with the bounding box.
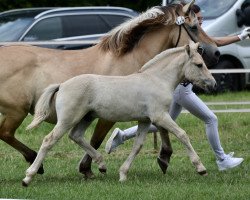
[0,1,219,176]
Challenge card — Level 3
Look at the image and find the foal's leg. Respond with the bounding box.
[119,121,151,182]
[157,129,173,174]
[22,124,68,186]
[69,119,106,175]
[79,119,115,178]
[154,113,207,175]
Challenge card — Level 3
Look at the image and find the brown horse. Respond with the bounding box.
[0,0,219,176]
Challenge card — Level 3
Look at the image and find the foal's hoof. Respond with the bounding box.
[157,157,169,174]
[99,167,107,174]
[22,177,31,187]
[198,170,208,176]
[119,174,127,182]
[22,181,28,187]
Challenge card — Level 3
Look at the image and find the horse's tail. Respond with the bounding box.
[26,84,60,130]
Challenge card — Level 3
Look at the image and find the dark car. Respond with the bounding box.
[0,7,138,49]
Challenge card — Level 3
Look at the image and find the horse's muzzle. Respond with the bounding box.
[204,80,217,93]
[201,44,221,67]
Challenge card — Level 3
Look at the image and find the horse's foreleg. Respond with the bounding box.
[0,114,44,174]
[79,119,115,178]
[157,129,173,174]
[154,113,207,175]
[119,121,150,182]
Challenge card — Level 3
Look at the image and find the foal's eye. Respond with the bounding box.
[197,46,204,55]
[196,64,203,68]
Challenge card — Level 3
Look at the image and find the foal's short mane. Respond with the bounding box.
[98,4,183,56]
[139,46,186,72]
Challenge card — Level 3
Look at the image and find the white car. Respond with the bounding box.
[163,0,250,92]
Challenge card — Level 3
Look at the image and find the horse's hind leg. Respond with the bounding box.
[79,119,115,178]
[119,121,151,182]
[157,129,173,174]
[69,118,106,175]
[22,124,67,186]
[0,113,44,174]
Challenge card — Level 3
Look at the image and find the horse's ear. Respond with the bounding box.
[189,41,199,49]
[185,44,191,57]
[183,0,195,15]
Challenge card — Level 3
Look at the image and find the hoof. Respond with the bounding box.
[79,163,95,179]
[119,176,127,182]
[37,166,44,175]
[99,167,107,174]
[22,181,28,187]
[198,170,208,176]
[157,157,169,174]
[22,176,31,187]
[119,171,127,182]
[82,170,95,179]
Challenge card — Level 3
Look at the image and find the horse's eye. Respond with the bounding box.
[196,64,203,68]
[197,46,204,55]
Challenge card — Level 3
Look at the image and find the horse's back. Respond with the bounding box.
[0,45,94,114]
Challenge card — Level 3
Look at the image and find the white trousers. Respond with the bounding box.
[123,83,226,160]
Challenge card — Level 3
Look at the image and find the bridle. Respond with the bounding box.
[174,11,204,55]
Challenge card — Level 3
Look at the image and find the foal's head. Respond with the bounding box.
[183,41,216,92]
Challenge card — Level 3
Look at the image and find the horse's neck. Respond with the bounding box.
[143,53,187,90]
[131,26,175,67]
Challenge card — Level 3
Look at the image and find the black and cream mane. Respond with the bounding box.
[98,4,183,56]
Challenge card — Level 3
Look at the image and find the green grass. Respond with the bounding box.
[0,91,249,200]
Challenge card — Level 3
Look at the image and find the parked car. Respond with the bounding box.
[163,0,250,92]
[0,7,138,49]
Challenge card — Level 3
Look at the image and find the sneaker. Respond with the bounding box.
[105,128,124,154]
[216,152,244,171]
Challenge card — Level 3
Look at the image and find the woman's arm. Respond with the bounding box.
[212,36,240,47]
[211,27,250,47]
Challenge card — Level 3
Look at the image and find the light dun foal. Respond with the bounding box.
[23,41,216,186]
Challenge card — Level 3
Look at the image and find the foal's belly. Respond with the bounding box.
[93,105,149,122]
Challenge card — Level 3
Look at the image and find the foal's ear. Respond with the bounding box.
[183,0,195,15]
[185,44,191,57]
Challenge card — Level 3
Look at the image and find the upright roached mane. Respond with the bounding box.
[99,4,183,56]
[139,46,184,72]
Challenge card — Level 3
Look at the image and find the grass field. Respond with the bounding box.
[0,91,249,200]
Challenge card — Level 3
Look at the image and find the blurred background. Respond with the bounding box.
[0,0,164,12]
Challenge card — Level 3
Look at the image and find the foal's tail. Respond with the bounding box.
[26,84,60,130]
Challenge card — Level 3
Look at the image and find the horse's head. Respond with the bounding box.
[172,0,220,67]
[183,41,216,92]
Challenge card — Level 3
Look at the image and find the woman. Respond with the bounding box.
[105,4,248,171]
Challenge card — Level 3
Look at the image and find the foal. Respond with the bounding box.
[23,41,216,186]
